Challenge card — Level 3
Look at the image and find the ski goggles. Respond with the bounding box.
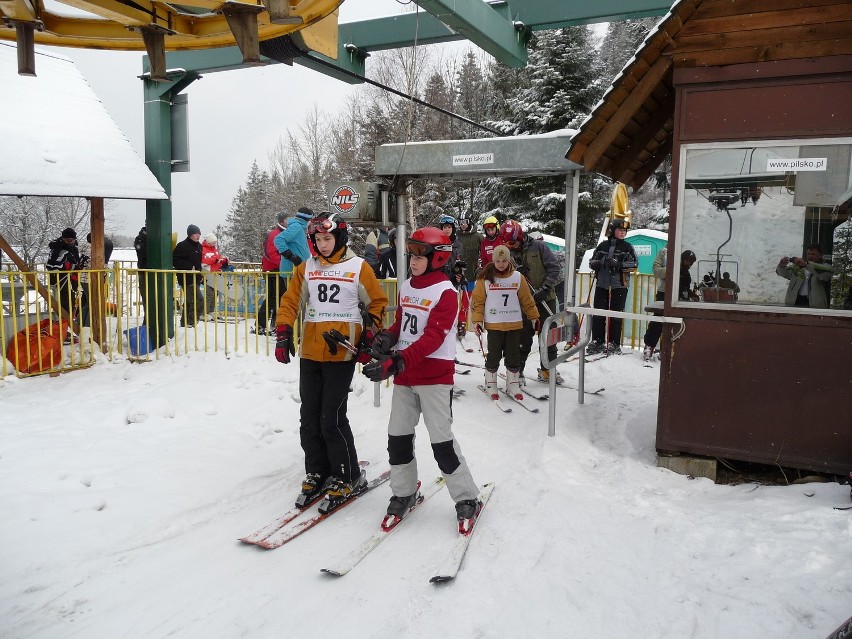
[405,240,451,257]
[307,216,345,234]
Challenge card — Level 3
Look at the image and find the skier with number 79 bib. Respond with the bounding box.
[362,227,482,533]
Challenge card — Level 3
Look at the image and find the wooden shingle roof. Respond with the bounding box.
[566,0,852,189]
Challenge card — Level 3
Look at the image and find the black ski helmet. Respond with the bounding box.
[607,219,630,236]
[308,211,348,255]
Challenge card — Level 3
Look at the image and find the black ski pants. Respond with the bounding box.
[643,291,665,348]
[591,286,629,346]
[256,272,285,331]
[298,358,360,483]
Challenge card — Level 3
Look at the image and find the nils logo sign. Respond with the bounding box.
[331,185,359,214]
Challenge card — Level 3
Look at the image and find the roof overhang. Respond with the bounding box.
[375,130,583,180]
[0,43,168,200]
[566,0,852,190]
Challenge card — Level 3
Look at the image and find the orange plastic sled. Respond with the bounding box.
[5,318,68,374]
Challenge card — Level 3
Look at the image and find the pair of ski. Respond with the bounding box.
[321,478,495,583]
[488,383,541,413]
[475,383,540,413]
[239,469,391,549]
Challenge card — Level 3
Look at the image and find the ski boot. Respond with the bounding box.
[607,343,622,355]
[455,498,482,535]
[643,345,654,362]
[382,489,421,531]
[317,471,367,514]
[484,369,499,400]
[537,368,564,385]
[585,340,605,355]
[506,369,524,401]
[295,473,330,509]
[457,322,467,338]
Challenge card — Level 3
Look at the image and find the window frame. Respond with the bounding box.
[672,136,852,316]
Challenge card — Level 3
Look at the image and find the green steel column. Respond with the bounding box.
[142,72,198,347]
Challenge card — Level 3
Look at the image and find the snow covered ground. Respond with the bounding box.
[1,339,850,638]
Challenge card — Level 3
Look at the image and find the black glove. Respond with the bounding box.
[275,325,295,364]
[516,264,529,276]
[453,260,467,275]
[606,257,618,268]
[363,354,403,382]
[589,259,602,271]
[282,250,302,266]
[533,287,550,303]
[371,330,398,357]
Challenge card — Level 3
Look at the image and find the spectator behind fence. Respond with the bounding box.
[45,227,81,317]
[77,232,115,328]
[134,226,149,325]
[274,207,312,279]
[254,213,288,335]
[173,224,206,327]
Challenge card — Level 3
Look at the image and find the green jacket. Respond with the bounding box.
[458,230,483,282]
[509,238,560,303]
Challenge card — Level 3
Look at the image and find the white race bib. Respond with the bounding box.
[396,279,457,361]
[304,256,364,323]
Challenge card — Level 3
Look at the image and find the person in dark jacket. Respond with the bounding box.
[78,232,115,328]
[500,220,563,384]
[45,227,81,316]
[588,219,638,355]
[134,226,149,325]
[173,224,205,327]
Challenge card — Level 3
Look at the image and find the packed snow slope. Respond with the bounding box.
[1,343,849,638]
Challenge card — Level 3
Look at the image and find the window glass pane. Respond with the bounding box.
[677,139,852,312]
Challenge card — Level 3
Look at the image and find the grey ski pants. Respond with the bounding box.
[387,384,479,503]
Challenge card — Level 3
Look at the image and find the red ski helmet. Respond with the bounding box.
[407,227,453,271]
[499,220,524,247]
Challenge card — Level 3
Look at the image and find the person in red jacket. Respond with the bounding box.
[255,213,288,335]
[479,215,502,268]
[363,227,481,533]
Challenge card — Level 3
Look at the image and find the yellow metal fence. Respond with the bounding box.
[1,266,654,379]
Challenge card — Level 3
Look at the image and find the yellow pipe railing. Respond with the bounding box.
[0,266,653,378]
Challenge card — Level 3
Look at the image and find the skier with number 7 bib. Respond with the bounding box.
[362,227,482,533]
[275,212,388,513]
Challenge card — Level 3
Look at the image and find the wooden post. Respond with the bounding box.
[89,197,107,351]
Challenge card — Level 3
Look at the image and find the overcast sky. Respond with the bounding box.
[47,0,440,240]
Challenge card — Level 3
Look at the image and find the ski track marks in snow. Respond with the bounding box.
[1,351,850,638]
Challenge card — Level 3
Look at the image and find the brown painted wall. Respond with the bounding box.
[659,56,852,474]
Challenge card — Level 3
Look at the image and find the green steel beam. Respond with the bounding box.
[149,0,673,79]
[394,0,527,67]
[148,43,366,83]
[506,0,671,29]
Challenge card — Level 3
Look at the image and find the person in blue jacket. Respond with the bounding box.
[274,207,313,279]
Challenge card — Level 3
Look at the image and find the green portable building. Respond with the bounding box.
[624,229,668,274]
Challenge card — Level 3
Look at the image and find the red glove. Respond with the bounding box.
[356,330,376,364]
[363,354,403,382]
[275,325,295,364]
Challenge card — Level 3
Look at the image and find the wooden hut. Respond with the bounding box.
[567,0,852,476]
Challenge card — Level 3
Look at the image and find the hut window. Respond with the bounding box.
[675,138,852,314]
